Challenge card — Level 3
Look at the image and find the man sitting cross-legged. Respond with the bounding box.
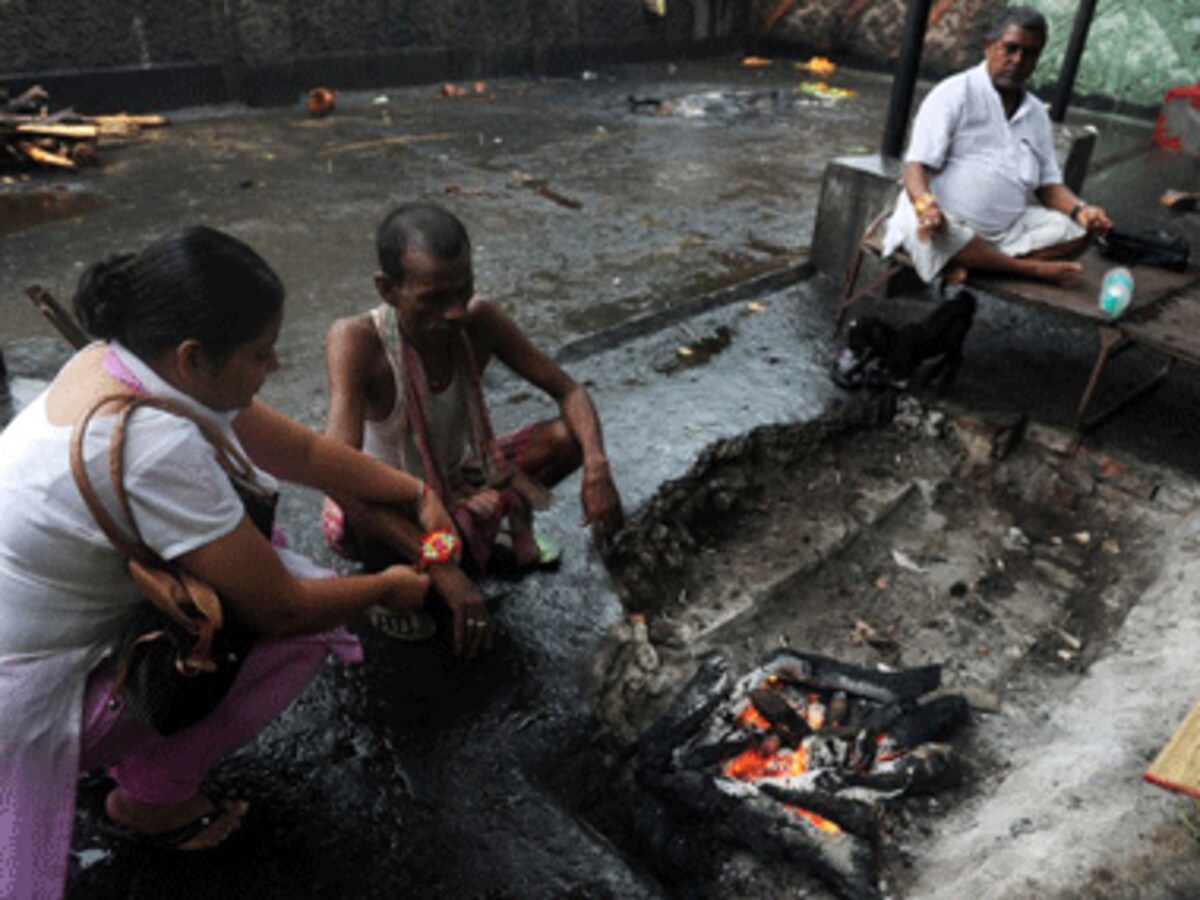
[322,202,624,657]
[882,4,1113,287]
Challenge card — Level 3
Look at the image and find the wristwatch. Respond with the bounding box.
[1069,201,1087,223]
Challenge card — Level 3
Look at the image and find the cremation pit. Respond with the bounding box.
[581,397,1185,899]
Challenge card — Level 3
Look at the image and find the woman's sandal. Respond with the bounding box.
[102,797,247,851]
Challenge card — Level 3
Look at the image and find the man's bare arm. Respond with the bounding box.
[471,299,624,544]
[324,315,376,450]
[1036,183,1112,232]
[902,161,946,240]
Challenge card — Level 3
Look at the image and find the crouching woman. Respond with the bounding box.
[0,227,450,899]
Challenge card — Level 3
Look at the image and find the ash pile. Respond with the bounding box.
[636,651,969,899]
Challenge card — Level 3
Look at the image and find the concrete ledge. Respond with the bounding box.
[809,153,902,283]
[1053,122,1098,193]
[555,261,813,364]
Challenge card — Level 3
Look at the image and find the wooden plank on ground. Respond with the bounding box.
[1145,700,1200,798]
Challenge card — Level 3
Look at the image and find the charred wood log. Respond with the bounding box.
[842,744,962,795]
[678,734,757,771]
[829,690,849,727]
[637,654,731,779]
[760,649,941,705]
[722,792,881,900]
[749,686,812,747]
[757,783,878,838]
[886,695,970,752]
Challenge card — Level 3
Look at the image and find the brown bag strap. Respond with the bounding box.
[69,392,251,659]
[104,395,257,548]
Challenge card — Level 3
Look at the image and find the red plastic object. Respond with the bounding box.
[1154,81,1200,154]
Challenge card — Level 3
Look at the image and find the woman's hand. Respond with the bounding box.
[378,565,431,614]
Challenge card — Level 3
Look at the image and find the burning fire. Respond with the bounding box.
[724,690,843,834]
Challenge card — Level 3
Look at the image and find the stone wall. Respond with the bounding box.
[0,0,749,109]
[754,0,1198,114]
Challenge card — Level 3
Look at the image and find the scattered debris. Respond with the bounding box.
[795,81,856,103]
[443,183,488,197]
[317,132,459,157]
[1003,526,1031,553]
[891,548,927,574]
[440,81,491,100]
[306,87,337,117]
[795,56,838,78]
[512,172,582,210]
[745,300,767,314]
[849,616,898,651]
[629,89,797,120]
[659,325,734,374]
[1,85,167,171]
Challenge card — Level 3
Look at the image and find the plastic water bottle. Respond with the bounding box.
[1099,267,1134,319]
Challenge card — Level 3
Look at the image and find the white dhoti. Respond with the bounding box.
[881,193,1087,283]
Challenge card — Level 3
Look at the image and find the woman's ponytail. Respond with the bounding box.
[73,253,137,341]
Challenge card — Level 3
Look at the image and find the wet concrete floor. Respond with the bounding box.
[2,56,1200,898]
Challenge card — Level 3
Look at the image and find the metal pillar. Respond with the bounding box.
[881,0,934,158]
[1050,0,1099,123]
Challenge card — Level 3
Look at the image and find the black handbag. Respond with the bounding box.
[1095,228,1191,271]
[71,393,276,736]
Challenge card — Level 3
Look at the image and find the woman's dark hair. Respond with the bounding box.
[376,202,471,281]
[986,5,1048,42]
[73,226,284,365]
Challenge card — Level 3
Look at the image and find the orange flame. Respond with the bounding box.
[787,804,844,834]
[724,689,843,835]
[737,704,770,730]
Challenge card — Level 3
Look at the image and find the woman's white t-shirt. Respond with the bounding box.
[0,344,256,658]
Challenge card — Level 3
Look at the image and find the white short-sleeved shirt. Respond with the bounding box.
[903,61,1064,234]
[0,344,267,657]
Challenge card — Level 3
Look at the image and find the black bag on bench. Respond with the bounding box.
[1095,228,1190,271]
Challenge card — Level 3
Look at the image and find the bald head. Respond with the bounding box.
[376,203,471,281]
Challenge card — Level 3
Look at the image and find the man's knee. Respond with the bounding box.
[519,418,582,484]
[541,418,582,471]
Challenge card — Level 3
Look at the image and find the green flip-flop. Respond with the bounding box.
[532,533,562,570]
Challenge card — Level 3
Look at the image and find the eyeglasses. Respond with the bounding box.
[1000,41,1042,58]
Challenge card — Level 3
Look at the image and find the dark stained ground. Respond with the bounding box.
[2,56,1200,899]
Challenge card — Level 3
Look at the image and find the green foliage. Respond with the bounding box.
[1035,0,1200,109]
